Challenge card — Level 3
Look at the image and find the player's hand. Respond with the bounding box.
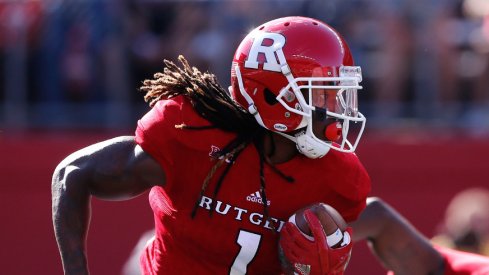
[279,210,353,275]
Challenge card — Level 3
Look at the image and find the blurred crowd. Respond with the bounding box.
[0,0,488,134]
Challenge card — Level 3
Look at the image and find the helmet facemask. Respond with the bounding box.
[275,66,366,157]
[235,64,366,158]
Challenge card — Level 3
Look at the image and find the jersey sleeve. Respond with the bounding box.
[333,152,371,222]
[340,197,367,223]
[386,246,489,275]
[135,98,183,183]
[436,245,489,275]
[135,96,238,186]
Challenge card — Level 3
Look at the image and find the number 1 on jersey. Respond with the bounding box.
[229,230,262,275]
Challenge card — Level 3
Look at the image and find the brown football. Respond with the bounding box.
[288,203,347,245]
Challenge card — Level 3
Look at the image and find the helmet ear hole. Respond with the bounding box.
[264,88,279,106]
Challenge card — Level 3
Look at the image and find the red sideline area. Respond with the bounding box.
[1,130,488,275]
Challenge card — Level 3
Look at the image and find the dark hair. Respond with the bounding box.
[140,56,293,225]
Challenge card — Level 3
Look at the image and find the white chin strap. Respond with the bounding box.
[276,131,330,159]
[295,132,331,159]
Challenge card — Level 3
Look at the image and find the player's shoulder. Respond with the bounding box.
[323,149,366,174]
[150,95,202,124]
[141,96,235,150]
[319,150,371,200]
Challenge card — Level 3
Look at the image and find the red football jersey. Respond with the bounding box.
[135,96,371,274]
[386,246,489,275]
[438,246,489,275]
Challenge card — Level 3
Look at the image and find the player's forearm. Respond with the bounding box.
[355,198,444,275]
[52,163,91,275]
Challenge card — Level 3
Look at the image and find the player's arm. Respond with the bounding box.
[51,136,164,275]
[350,197,444,275]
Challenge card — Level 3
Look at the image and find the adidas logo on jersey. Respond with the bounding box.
[246,191,271,206]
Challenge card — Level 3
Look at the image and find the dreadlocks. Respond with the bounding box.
[140,55,293,225]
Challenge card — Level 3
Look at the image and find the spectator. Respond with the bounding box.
[432,187,489,256]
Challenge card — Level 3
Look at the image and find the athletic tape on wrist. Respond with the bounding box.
[326,228,343,247]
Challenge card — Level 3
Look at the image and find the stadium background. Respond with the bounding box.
[1,0,488,274]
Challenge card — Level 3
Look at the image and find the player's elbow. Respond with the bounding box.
[52,158,90,204]
[365,197,392,219]
[360,197,401,238]
[366,197,415,237]
[52,163,74,194]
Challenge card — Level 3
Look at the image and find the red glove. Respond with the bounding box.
[279,210,353,275]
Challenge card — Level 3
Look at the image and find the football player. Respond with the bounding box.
[52,16,370,274]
